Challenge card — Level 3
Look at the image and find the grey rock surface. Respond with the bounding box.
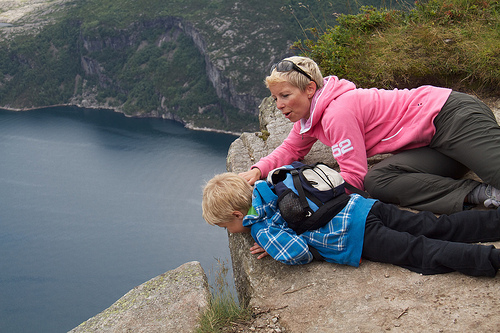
[226,96,500,332]
[69,261,209,333]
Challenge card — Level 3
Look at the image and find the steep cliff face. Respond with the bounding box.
[76,16,260,114]
[71,18,260,134]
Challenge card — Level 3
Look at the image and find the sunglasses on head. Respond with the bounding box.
[271,60,314,83]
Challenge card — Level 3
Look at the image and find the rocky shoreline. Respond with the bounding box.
[0,102,242,136]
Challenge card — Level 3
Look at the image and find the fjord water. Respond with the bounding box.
[0,107,236,332]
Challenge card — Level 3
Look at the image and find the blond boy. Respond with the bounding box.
[203,172,500,277]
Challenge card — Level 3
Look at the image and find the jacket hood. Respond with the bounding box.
[243,180,285,228]
[300,76,357,134]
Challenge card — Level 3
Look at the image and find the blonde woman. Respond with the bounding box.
[240,56,500,214]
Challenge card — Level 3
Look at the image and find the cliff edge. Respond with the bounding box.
[226,96,500,332]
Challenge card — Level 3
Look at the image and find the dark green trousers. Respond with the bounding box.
[365,92,500,214]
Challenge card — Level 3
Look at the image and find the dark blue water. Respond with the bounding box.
[0,107,236,333]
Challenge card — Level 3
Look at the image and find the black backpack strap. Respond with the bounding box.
[291,169,314,218]
[344,182,370,198]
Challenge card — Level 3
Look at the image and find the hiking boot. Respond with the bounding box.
[483,185,500,208]
[467,184,500,208]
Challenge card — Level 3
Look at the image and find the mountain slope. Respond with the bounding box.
[0,0,380,131]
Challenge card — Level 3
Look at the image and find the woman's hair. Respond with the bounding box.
[202,172,253,226]
[265,56,324,91]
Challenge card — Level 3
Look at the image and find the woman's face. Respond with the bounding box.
[269,81,314,123]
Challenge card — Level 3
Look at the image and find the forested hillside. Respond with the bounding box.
[0,0,404,132]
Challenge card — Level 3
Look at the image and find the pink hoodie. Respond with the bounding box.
[253,76,452,190]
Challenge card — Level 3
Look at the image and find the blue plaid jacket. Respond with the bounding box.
[243,180,376,266]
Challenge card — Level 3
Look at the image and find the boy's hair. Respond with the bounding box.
[265,56,324,91]
[202,172,253,226]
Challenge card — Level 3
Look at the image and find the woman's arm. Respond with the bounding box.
[322,106,369,190]
[251,125,318,181]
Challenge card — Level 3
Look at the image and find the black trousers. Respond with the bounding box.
[361,201,500,277]
[365,91,500,214]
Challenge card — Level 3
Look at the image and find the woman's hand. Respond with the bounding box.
[249,242,269,259]
[239,168,262,186]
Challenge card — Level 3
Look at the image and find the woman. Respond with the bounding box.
[240,56,500,214]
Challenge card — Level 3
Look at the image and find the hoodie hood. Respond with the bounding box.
[242,180,285,228]
[300,76,357,134]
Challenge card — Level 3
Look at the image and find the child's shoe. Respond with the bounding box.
[467,184,500,208]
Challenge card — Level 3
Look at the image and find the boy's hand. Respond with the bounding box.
[250,242,269,259]
[239,168,261,186]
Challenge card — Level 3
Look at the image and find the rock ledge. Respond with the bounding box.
[69,261,209,333]
[226,96,500,333]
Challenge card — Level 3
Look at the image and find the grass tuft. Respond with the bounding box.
[196,259,252,333]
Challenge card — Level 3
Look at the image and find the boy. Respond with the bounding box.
[202,172,500,277]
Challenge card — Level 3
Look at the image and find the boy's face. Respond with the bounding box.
[217,211,250,233]
[268,81,315,123]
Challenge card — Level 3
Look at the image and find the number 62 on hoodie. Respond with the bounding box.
[332,139,353,158]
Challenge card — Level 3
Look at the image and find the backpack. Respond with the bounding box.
[267,161,367,235]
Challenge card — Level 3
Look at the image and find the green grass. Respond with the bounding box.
[295,0,500,96]
[196,259,251,333]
